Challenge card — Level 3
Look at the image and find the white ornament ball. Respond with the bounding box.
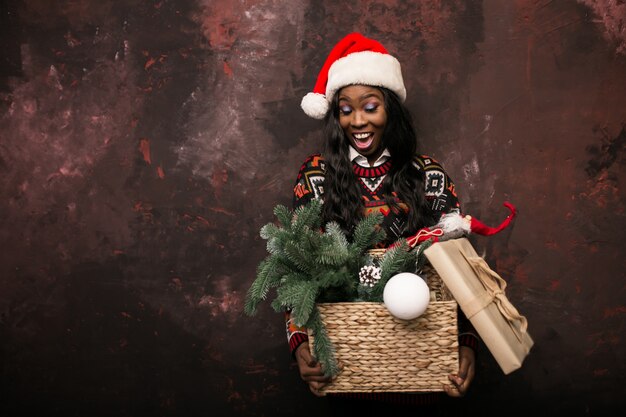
[383,273,430,320]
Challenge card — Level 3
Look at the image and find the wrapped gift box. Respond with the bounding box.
[424,238,533,374]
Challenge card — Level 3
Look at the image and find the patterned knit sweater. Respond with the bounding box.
[292,153,461,241]
[287,153,478,404]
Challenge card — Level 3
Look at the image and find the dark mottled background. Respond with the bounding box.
[1,1,624,416]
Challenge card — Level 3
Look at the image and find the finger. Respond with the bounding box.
[446,374,467,396]
[309,382,327,397]
[302,373,332,383]
[457,380,470,396]
[443,383,462,398]
[456,361,475,394]
[458,346,475,380]
[300,363,332,380]
[300,362,325,375]
[299,360,323,371]
[310,380,327,390]
[458,368,475,396]
[457,358,470,380]
[457,363,468,379]
[448,373,465,387]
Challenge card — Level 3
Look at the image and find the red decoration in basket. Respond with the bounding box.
[404,202,517,248]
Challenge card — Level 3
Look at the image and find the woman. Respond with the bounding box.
[286,33,478,409]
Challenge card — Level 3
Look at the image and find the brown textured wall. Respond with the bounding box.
[0,1,624,416]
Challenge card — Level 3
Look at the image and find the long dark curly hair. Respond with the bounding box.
[321,86,435,235]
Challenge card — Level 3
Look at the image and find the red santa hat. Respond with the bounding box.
[301,33,407,119]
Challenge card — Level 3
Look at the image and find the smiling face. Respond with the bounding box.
[337,85,388,166]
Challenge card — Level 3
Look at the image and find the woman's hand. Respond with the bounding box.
[295,342,332,397]
[444,345,475,397]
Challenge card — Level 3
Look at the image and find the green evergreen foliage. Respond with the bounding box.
[308,309,339,377]
[244,200,427,377]
[369,241,424,301]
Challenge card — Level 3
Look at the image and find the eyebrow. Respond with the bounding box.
[338,92,382,102]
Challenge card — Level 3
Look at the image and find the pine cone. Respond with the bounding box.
[359,265,382,288]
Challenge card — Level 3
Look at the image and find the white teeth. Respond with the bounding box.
[354,133,371,140]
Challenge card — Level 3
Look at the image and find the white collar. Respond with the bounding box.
[348,145,391,167]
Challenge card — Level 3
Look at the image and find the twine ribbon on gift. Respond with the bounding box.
[454,242,528,342]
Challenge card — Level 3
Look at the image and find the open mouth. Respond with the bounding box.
[352,132,374,150]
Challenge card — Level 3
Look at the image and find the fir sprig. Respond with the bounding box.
[369,241,418,301]
[308,309,340,377]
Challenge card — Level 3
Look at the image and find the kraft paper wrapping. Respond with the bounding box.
[424,238,533,374]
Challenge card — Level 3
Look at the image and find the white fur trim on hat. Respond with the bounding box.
[301,92,329,119]
[326,51,406,103]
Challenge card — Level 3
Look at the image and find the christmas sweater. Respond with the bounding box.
[287,153,479,386]
[292,153,462,243]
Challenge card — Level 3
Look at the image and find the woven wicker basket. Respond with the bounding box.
[309,261,459,393]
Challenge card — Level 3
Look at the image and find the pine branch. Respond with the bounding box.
[271,280,319,326]
[263,225,297,257]
[283,240,315,273]
[307,308,340,378]
[298,228,325,259]
[379,240,415,279]
[273,205,293,229]
[324,221,349,250]
[314,266,352,289]
[369,241,417,301]
[414,239,433,271]
[291,200,323,234]
[315,238,349,267]
[259,222,280,240]
[350,212,385,255]
[244,257,285,316]
[279,271,309,288]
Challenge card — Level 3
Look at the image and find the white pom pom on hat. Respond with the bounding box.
[301,92,329,120]
[300,33,407,119]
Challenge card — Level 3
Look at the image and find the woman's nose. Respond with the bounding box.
[351,110,366,127]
